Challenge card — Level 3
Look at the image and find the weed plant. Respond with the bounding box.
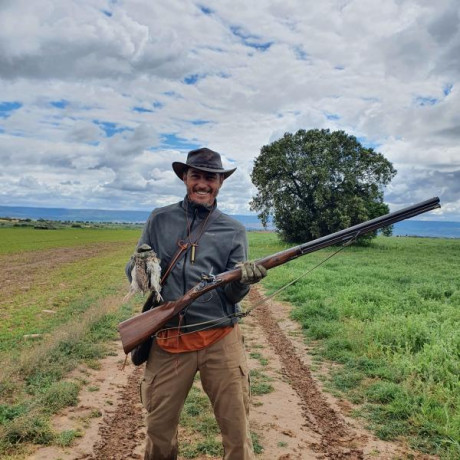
[249,232,460,459]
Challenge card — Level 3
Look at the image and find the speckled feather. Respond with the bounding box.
[129,251,162,302]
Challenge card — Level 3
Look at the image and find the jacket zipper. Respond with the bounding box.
[180,208,199,326]
[182,208,198,294]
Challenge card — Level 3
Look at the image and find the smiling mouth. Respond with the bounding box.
[194,190,211,196]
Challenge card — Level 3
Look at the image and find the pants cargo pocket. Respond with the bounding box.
[140,372,156,412]
[239,364,251,406]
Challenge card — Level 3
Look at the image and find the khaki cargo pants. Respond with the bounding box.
[140,325,254,460]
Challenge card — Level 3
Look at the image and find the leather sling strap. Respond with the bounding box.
[142,207,222,311]
[161,207,222,284]
[159,241,188,286]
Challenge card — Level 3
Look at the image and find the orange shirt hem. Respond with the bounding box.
[156,326,234,353]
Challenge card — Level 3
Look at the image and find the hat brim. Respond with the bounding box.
[172,162,236,180]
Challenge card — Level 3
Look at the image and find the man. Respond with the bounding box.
[126,147,267,460]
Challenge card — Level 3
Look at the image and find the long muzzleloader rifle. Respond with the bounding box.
[118,197,440,355]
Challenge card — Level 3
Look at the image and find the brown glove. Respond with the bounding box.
[238,261,267,285]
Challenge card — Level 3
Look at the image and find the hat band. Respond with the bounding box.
[188,163,224,171]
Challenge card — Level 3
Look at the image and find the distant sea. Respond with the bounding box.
[1,205,459,238]
[0,205,269,230]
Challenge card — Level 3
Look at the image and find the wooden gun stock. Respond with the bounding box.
[118,197,441,354]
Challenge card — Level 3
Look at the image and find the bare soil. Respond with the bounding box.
[26,285,438,460]
[1,242,129,301]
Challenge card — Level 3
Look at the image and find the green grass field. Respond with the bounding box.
[0,226,140,457]
[0,226,140,254]
[0,226,458,458]
[250,232,460,458]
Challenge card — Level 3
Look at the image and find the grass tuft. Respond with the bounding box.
[39,381,80,414]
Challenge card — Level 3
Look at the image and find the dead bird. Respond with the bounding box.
[127,244,162,302]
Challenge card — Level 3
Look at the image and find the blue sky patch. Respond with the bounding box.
[230,26,273,51]
[190,119,210,126]
[230,25,254,40]
[50,100,69,109]
[204,45,225,53]
[161,133,201,150]
[276,110,300,118]
[325,113,340,121]
[0,101,22,118]
[357,136,381,150]
[184,74,202,85]
[247,41,272,51]
[443,83,453,96]
[102,9,112,17]
[93,120,132,137]
[415,96,438,106]
[163,91,182,98]
[198,5,213,15]
[293,46,308,61]
[133,106,154,113]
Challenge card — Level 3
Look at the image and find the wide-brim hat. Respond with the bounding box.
[172,148,236,180]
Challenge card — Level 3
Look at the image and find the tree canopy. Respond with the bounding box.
[250,129,397,243]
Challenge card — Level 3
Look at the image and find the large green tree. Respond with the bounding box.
[250,129,397,243]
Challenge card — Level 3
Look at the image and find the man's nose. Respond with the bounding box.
[196,178,208,188]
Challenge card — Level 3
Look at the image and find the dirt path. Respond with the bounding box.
[28,287,436,460]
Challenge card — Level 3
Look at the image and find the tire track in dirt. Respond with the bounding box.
[76,365,145,460]
[249,289,364,459]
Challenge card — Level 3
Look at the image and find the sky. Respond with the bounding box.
[0,0,459,220]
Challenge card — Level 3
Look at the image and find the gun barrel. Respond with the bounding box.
[297,196,440,256]
[118,197,441,354]
[239,197,441,272]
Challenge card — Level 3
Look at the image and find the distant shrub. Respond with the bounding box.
[34,222,56,230]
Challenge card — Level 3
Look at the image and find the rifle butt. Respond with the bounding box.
[118,302,177,354]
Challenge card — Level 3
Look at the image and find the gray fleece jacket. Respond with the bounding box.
[126,197,250,332]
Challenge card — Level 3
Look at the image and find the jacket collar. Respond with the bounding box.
[181,196,216,218]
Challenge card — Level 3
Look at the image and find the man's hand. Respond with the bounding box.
[237,261,267,285]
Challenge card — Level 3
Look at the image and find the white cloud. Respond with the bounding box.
[0,0,459,220]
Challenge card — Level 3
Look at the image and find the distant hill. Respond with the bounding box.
[0,205,271,230]
[1,205,459,238]
[391,220,460,238]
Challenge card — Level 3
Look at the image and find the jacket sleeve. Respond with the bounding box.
[222,226,250,304]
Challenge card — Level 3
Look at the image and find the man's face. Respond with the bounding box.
[183,168,224,206]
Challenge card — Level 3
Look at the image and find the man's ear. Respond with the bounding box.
[182,170,188,182]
